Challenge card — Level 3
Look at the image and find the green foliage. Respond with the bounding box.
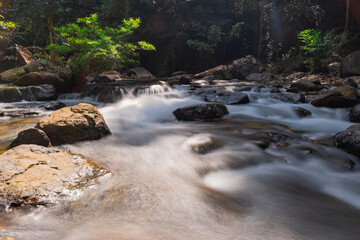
[298,29,341,72]
[0,2,16,39]
[46,13,155,74]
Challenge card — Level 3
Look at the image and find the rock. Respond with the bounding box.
[272,93,304,103]
[177,75,192,85]
[22,61,44,73]
[230,55,264,79]
[0,86,30,102]
[340,50,360,77]
[287,78,323,93]
[41,102,66,111]
[127,67,154,79]
[5,110,40,118]
[205,90,250,105]
[0,145,109,209]
[81,85,126,103]
[333,125,360,158]
[36,103,111,145]
[195,65,232,80]
[195,55,263,80]
[293,107,312,118]
[311,86,358,108]
[14,72,65,92]
[0,110,4,117]
[173,103,229,121]
[245,72,271,83]
[0,44,33,73]
[29,84,56,101]
[349,105,360,122]
[266,132,291,142]
[187,135,220,154]
[7,128,51,149]
[0,67,26,83]
[342,77,358,88]
[284,72,306,82]
[91,73,122,83]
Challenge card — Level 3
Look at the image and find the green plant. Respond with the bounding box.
[46,13,155,90]
[0,2,16,39]
[298,29,341,72]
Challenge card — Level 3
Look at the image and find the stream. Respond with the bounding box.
[1,83,360,240]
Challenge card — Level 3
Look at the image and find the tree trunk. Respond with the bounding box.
[47,10,56,55]
[336,0,350,53]
[257,0,266,59]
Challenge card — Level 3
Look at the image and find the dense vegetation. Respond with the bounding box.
[1,0,359,76]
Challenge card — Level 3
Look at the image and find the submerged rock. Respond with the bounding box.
[187,135,220,154]
[334,125,360,158]
[173,103,229,121]
[36,103,111,145]
[0,145,109,209]
[205,90,250,105]
[311,86,358,108]
[293,107,312,118]
[7,128,51,149]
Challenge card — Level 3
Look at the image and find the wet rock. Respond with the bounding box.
[41,101,66,111]
[334,125,360,158]
[177,75,192,85]
[0,87,29,102]
[272,93,304,103]
[127,67,154,79]
[266,132,291,142]
[0,110,4,117]
[81,85,126,103]
[173,103,229,121]
[187,135,220,154]
[7,128,51,149]
[287,78,323,93]
[205,90,250,105]
[29,84,56,101]
[5,110,40,118]
[245,72,271,83]
[293,107,312,118]
[0,145,109,209]
[14,72,65,92]
[340,50,360,77]
[36,103,111,145]
[349,105,360,122]
[311,86,358,108]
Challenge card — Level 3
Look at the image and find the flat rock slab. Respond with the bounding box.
[0,145,109,209]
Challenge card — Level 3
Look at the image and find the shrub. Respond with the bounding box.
[298,29,341,73]
[46,13,155,89]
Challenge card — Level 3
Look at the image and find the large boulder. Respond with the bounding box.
[205,90,250,105]
[311,86,358,108]
[0,85,56,103]
[0,44,33,73]
[91,71,123,83]
[36,103,111,145]
[333,125,360,158]
[230,55,264,79]
[0,67,26,83]
[0,145,109,208]
[173,103,229,121]
[340,51,360,77]
[287,78,323,93]
[127,67,154,79]
[7,128,51,149]
[195,55,263,80]
[14,72,65,92]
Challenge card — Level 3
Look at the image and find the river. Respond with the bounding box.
[1,84,360,240]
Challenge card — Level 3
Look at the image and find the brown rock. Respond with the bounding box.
[7,128,51,149]
[36,103,111,145]
[311,86,358,108]
[14,72,65,91]
[0,145,109,208]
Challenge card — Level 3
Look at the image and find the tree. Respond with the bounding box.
[47,13,155,90]
[0,2,16,40]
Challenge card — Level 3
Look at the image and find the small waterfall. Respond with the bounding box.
[133,81,172,96]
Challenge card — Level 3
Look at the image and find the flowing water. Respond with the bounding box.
[1,84,360,240]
